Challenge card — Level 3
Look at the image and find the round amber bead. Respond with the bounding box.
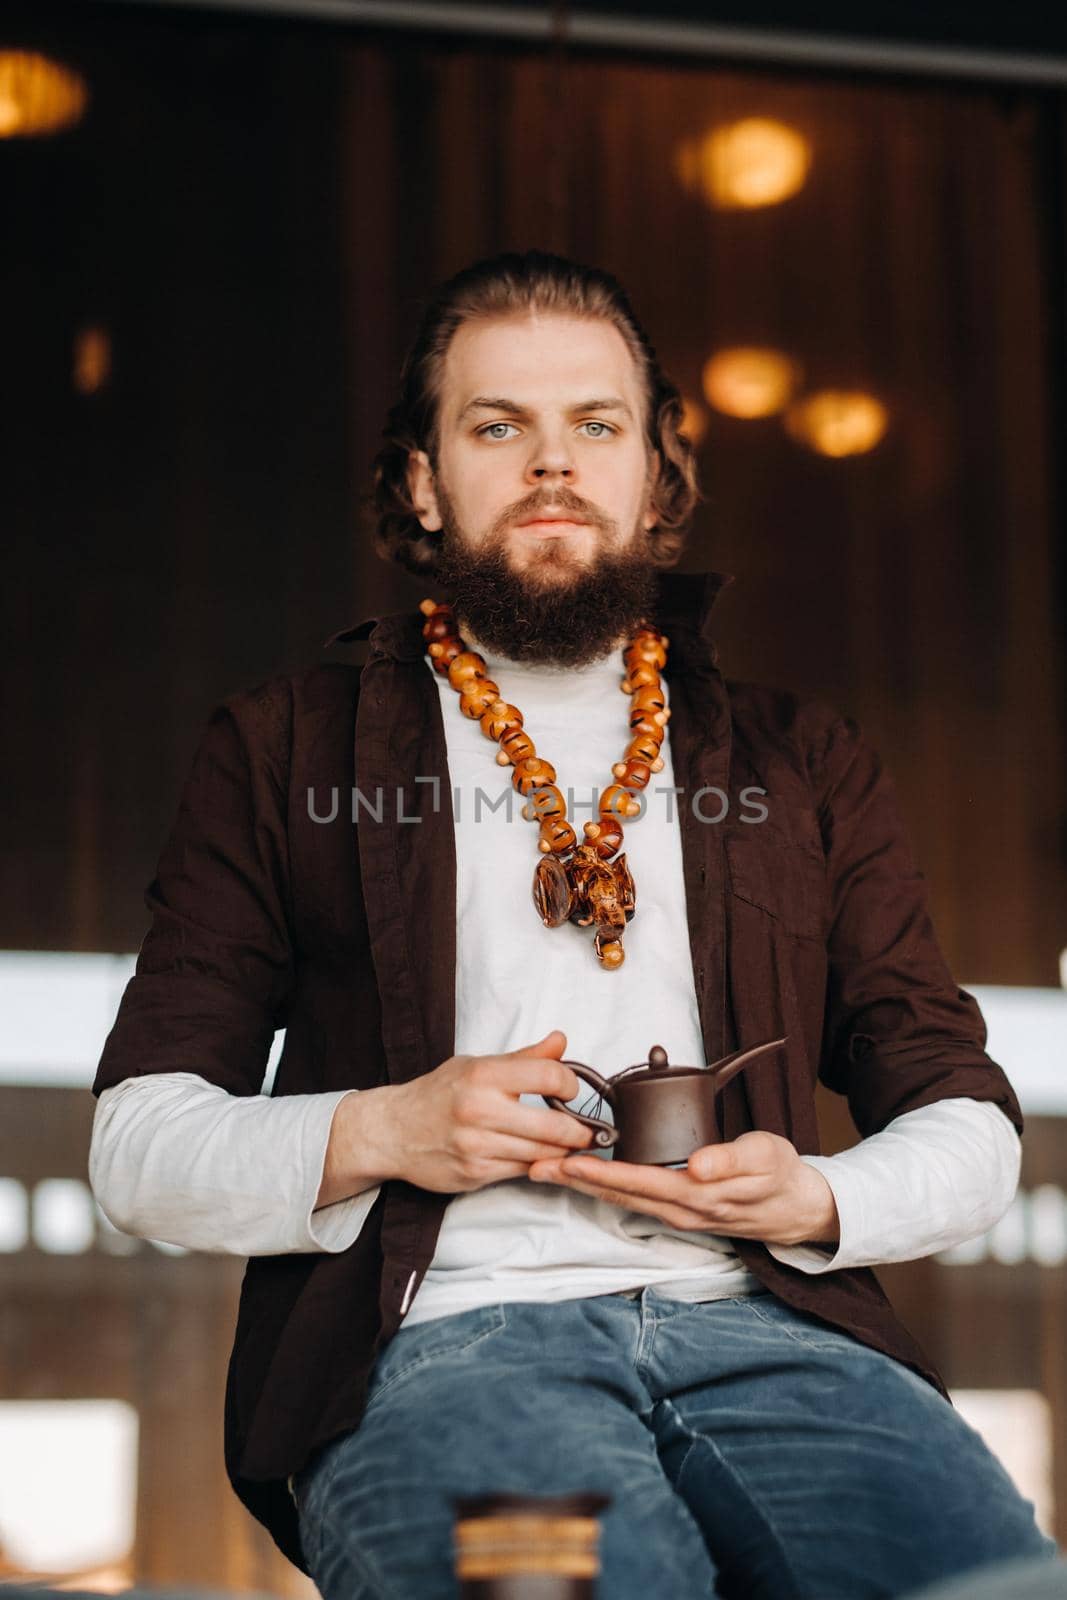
[625,732,660,764]
[539,817,577,854]
[525,784,566,820]
[447,651,487,689]
[459,680,500,718]
[596,937,625,969]
[480,700,524,740]
[630,684,666,716]
[498,728,536,765]
[599,784,642,819]
[611,757,652,790]
[421,612,455,644]
[621,663,661,692]
[624,635,667,671]
[513,757,557,795]
[583,818,623,859]
[429,638,463,673]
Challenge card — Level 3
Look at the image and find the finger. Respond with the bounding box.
[545,1154,700,1206]
[687,1143,746,1183]
[531,1155,775,1220]
[465,1159,537,1186]
[475,1131,593,1164]
[685,1175,777,1204]
[529,1162,775,1235]
[528,1160,779,1232]
[694,1130,793,1182]
[492,1104,597,1150]
[687,1137,782,1183]
[529,1163,712,1230]
[652,1164,778,1203]
[484,1056,583,1102]
[510,1029,567,1058]
[540,1155,779,1213]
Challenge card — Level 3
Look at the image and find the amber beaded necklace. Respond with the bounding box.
[419,598,671,970]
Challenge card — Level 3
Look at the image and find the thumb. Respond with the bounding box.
[688,1144,723,1182]
[512,1028,567,1058]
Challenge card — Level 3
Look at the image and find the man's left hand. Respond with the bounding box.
[528,1130,839,1247]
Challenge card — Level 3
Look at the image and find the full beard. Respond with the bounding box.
[431,497,660,669]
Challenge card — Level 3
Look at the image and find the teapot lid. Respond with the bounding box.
[614,1044,708,1083]
[614,1035,788,1087]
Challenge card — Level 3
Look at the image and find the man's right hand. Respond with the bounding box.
[315,1029,594,1207]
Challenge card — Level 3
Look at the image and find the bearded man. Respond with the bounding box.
[90,250,1056,1599]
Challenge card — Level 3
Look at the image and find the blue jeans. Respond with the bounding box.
[292,1290,1056,1599]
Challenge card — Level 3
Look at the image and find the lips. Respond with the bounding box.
[517,514,589,528]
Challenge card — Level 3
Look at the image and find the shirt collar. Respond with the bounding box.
[322,568,736,663]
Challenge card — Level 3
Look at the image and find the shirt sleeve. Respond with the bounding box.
[766,1096,1020,1274]
[89,1071,381,1255]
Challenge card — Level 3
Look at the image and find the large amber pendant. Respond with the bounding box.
[531,848,636,969]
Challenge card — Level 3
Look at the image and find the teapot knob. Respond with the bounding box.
[648,1044,669,1073]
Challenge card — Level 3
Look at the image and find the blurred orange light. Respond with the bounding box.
[678,394,709,446]
[0,51,88,139]
[72,326,112,395]
[675,118,811,211]
[785,389,889,457]
[702,347,800,420]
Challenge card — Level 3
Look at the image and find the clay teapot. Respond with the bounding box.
[542,1037,787,1166]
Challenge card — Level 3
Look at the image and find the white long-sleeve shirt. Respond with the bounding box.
[90,637,1021,1320]
[90,1068,1019,1272]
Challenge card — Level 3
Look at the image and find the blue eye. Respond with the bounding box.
[476,420,618,441]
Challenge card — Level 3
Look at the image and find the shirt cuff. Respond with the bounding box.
[764,1154,852,1274]
[90,1074,385,1256]
[764,1152,857,1273]
[764,1099,1021,1275]
[306,1092,382,1251]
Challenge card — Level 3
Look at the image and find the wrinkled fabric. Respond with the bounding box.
[92,570,1023,1570]
[293,1290,1054,1599]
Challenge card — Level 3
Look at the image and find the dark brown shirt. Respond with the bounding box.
[92,568,1022,1571]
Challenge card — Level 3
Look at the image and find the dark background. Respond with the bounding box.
[1,3,1066,1585]
[2,0,1064,983]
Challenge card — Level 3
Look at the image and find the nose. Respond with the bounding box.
[525,433,576,484]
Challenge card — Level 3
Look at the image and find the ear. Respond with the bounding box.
[641,451,661,531]
[408,449,443,532]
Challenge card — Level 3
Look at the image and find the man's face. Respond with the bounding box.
[407,311,663,666]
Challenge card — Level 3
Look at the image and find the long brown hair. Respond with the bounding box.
[369,249,702,577]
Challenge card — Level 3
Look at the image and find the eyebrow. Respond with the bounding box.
[456,395,634,424]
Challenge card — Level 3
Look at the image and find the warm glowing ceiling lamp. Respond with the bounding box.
[702,347,800,420]
[675,118,811,211]
[72,326,112,395]
[785,390,889,457]
[0,51,89,139]
[678,394,708,447]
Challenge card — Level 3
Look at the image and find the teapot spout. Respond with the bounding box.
[708,1036,787,1092]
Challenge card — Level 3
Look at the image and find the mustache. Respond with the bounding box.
[498,492,603,530]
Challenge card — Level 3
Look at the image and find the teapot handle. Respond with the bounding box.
[542,1059,619,1149]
